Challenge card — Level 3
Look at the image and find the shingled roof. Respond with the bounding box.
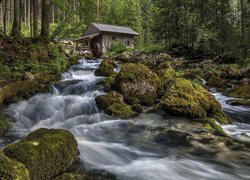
[92,23,139,35]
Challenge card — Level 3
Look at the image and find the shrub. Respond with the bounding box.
[109,42,127,54]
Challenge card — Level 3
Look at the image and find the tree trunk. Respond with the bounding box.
[241,0,247,57]
[3,0,7,32]
[11,0,21,36]
[33,0,38,37]
[41,0,51,41]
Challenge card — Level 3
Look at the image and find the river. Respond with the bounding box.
[1,59,250,179]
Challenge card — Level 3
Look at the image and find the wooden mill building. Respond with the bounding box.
[74,23,139,56]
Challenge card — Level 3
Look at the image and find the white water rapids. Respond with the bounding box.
[1,59,250,179]
[212,91,250,142]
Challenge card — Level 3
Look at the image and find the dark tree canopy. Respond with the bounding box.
[0,0,249,58]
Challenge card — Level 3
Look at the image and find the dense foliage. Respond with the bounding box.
[0,0,249,58]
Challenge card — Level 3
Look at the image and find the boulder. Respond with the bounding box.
[106,103,138,119]
[95,91,125,110]
[158,67,177,97]
[201,117,226,136]
[154,129,192,147]
[156,53,173,63]
[181,68,203,83]
[95,60,115,76]
[3,128,79,180]
[160,78,222,118]
[226,82,250,99]
[95,92,137,118]
[157,61,172,70]
[0,151,29,180]
[241,67,250,78]
[98,72,117,92]
[220,64,241,79]
[141,53,172,69]
[115,63,160,106]
[114,52,133,62]
[206,75,228,90]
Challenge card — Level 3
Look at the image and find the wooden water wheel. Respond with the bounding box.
[90,41,102,57]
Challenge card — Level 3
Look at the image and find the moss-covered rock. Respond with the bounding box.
[95,92,138,118]
[0,114,11,137]
[131,104,143,113]
[0,151,30,180]
[160,78,221,118]
[226,82,250,99]
[212,110,231,124]
[95,60,115,76]
[114,63,160,106]
[161,67,176,82]
[158,67,177,97]
[206,75,228,90]
[157,61,172,70]
[227,99,250,106]
[157,53,173,62]
[0,73,60,105]
[201,117,226,136]
[98,72,118,92]
[95,91,125,110]
[54,173,83,180]
[220,64,241,79]
[106,103,137,119]
[3,128,79,180]
[181,68,203,85]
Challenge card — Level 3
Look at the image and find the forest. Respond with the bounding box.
[0,0,250,180]
[0,0,249,59]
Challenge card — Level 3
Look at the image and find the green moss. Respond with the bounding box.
[203,64,222,80]
[98,72,118,92]
[3,128,79,180]
[0,40,68,80]
[158,67,177,97]
[220,64,241,79]
[180,68,203,85]
[203,123,213,131]
[160,78,221,118]
[95,60,115,77]
[212,110,231,124]
[115,63,160,106]
[0,114,11,137]
[95,92,139,118]
[95,91,125,110]
[0,151,30,180]
[158,61,172,70]
[202,118,226,136]
[106,103,137,119]
[131,104,143,113]
[226,82,250,99]
[206,75,227,90]
[0,73,60,105]
[158,53,173,62]
[54,173,83,180]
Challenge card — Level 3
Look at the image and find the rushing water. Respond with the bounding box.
[1,59,250,179]
[212,90,250,142]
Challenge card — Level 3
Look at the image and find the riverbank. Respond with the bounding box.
[0,35,81,136]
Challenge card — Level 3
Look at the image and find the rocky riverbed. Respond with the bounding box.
[0,53,250,179]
